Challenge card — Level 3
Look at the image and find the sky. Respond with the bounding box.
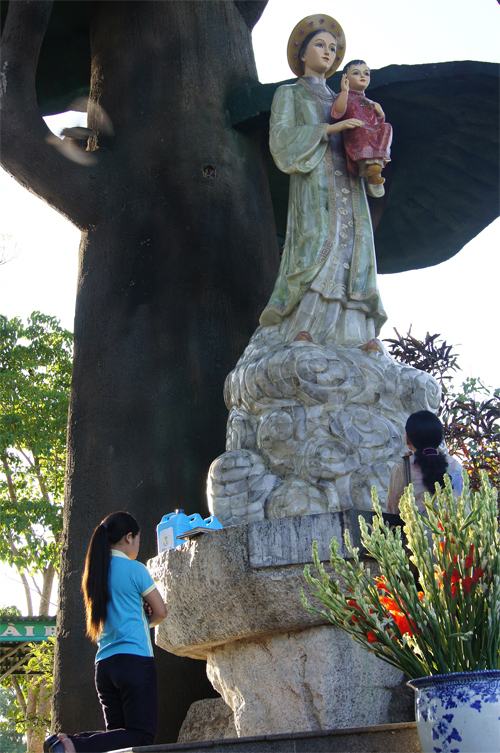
[1,0,499,613]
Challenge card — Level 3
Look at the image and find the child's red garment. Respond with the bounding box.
[331,91,392,176]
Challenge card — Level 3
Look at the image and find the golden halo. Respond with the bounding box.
[287,14,346,79]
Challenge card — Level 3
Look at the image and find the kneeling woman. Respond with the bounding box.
[387,410,463,515]
[45,511,167,753]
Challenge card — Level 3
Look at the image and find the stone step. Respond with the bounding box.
[115,721,421,752]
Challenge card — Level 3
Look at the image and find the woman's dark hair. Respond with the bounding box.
[299,29,337,74]
[342,59,367,75]
[406,411,448,494]
[81,511,140,641]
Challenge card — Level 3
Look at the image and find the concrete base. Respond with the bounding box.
[206,627,405,737]
[116,721,422,752]
[149,514,413,737]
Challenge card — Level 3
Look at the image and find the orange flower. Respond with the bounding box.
[393,612,415,636]
[380,595,401,612]
[380,597,416,636]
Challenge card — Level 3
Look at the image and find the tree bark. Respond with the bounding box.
[0,1,100,228]
[3,0,277,742]
[40,563,55,617]
[26,679,49,753]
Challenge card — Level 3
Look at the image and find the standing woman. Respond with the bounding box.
[45,511,167,753]
[259,15,387,347]
[386,411,464,514]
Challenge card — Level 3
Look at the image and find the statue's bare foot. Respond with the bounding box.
[365,164,385,185]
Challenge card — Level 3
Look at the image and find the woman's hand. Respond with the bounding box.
[327,119,364,135]
[143,588,167,627]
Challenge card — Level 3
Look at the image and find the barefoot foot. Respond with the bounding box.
[58,735,76,753]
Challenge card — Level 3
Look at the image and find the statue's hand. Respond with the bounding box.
[327,119,364,135]
[341,73,349,93]
[373,102,384,118]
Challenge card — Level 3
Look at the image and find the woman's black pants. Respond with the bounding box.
[68,654,158,752]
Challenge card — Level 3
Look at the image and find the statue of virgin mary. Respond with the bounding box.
[259,14,387,347]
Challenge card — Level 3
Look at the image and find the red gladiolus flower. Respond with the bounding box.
[438,522,444,531]
[451,585,457,599]
[451,568,461,584]
[465,555,474,569]
[367,631,377,643]
[440,541,445,552]
[347,599,365,623]
[462,577,472,595]
[470,545,475,555]
[472,569,484,584]
[417,591,424,601]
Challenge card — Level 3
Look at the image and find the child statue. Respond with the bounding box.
[331,60,393,197]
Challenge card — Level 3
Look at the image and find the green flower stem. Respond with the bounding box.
[302,471,499,678]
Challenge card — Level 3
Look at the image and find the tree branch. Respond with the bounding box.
[2,454,34,616]
[40,563,55,616]
[0,0,102,230]
[11,676,27,719]
[16,446,35,468]
[233,1,268,30]
[7,530,34,617]
[32,452,51,502]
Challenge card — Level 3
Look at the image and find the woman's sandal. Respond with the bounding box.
[43,735,65,753]
[44,734,75,753]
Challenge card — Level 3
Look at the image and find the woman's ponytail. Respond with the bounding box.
[81,511,140,642]
[406,411,449,494]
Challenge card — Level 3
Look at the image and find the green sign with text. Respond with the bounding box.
[0,620,56,641]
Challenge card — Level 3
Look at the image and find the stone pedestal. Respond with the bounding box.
[207,332,440,524]
[149,514,413,738]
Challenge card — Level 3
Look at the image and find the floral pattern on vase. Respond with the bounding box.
[408,671,500,753]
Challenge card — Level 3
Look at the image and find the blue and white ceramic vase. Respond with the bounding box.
[407,670,500,753]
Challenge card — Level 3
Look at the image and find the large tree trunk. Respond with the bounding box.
[2,0,277,742]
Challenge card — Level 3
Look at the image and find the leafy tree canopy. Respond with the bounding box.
[385,328,500,491]
[0,312,73,615]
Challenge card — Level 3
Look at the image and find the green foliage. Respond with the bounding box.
[0,685,25,753]
[301,473,500,678]
[385,328,499,491]
[444,377,500,492]
[0,312,72,745]
[0,605,22,619]
[1,639,54,742]
[0,312,73,612]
